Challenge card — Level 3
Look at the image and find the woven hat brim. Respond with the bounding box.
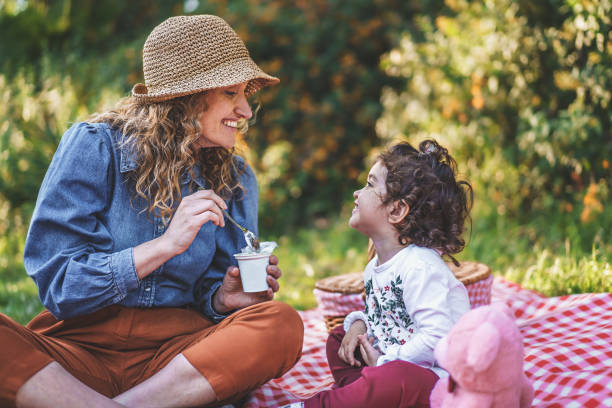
[132,57,279,103]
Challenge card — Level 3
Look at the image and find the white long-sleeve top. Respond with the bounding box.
[343,245,470,378]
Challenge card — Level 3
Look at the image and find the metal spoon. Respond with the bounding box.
[222,209,260,251]
[196,187,260,251]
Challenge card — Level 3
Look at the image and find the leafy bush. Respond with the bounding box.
[377,0,611,252]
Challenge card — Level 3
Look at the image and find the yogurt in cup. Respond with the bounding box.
[233,242,277,292]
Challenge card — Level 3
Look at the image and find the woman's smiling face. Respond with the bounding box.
[196,82,252,150]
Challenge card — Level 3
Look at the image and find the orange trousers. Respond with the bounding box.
[0,300,303,407]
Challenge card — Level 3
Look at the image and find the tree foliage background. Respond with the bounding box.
[378,0,611,255]
[0,0,610,295]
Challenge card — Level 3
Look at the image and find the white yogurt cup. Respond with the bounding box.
[233,252,271,292]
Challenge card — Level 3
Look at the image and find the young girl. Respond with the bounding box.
[285,140,474,408]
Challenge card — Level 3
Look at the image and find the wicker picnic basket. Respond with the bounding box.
[314,261,492,332]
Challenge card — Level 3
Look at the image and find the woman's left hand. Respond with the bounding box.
[212,255,281,313]
[358,334,382,367]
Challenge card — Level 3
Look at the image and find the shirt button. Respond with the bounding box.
[145,287,151,292]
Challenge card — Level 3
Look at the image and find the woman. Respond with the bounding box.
[0,15,303,408]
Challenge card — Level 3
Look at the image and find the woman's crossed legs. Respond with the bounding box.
[1,301,303,408]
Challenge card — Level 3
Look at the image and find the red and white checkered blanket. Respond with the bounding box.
[244,277,612,407]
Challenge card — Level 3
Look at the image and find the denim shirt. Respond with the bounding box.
[24,122,258,321]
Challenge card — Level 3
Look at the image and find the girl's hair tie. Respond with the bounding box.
[419,142,437,158]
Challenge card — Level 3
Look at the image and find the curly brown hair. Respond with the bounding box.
[378,140,473,264]
[89,93,247,223]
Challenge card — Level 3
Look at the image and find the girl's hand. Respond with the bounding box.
[212,255,282,313]
[358,334,381,367]
[338,320,367,367]
[162,189,227,255]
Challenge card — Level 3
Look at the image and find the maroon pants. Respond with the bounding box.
[304,326,439,408]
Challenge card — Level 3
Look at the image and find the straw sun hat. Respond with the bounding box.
[131,15,279,103]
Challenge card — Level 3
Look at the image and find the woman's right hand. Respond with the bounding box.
[338,320,367,367]
[162,189,227,255]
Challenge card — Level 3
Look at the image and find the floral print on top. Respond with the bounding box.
[365,274,415,346]
[344,244,470,378]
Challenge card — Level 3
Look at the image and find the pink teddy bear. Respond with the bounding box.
[430,303,534,408]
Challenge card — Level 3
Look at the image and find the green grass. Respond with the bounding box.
[1,208,610,325]
[273,212,611,308]
[504,248,611,296]
[272,210,370,310]
[0,276,42,324]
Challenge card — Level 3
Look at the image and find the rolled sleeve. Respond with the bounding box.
[109,247,139,299]
[343,311,371,335]
[202,282,232,323]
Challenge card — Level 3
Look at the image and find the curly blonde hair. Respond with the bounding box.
[89,93,246,223]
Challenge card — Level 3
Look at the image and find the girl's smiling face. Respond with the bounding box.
[349,160,390,236]
[195,82,252,150]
